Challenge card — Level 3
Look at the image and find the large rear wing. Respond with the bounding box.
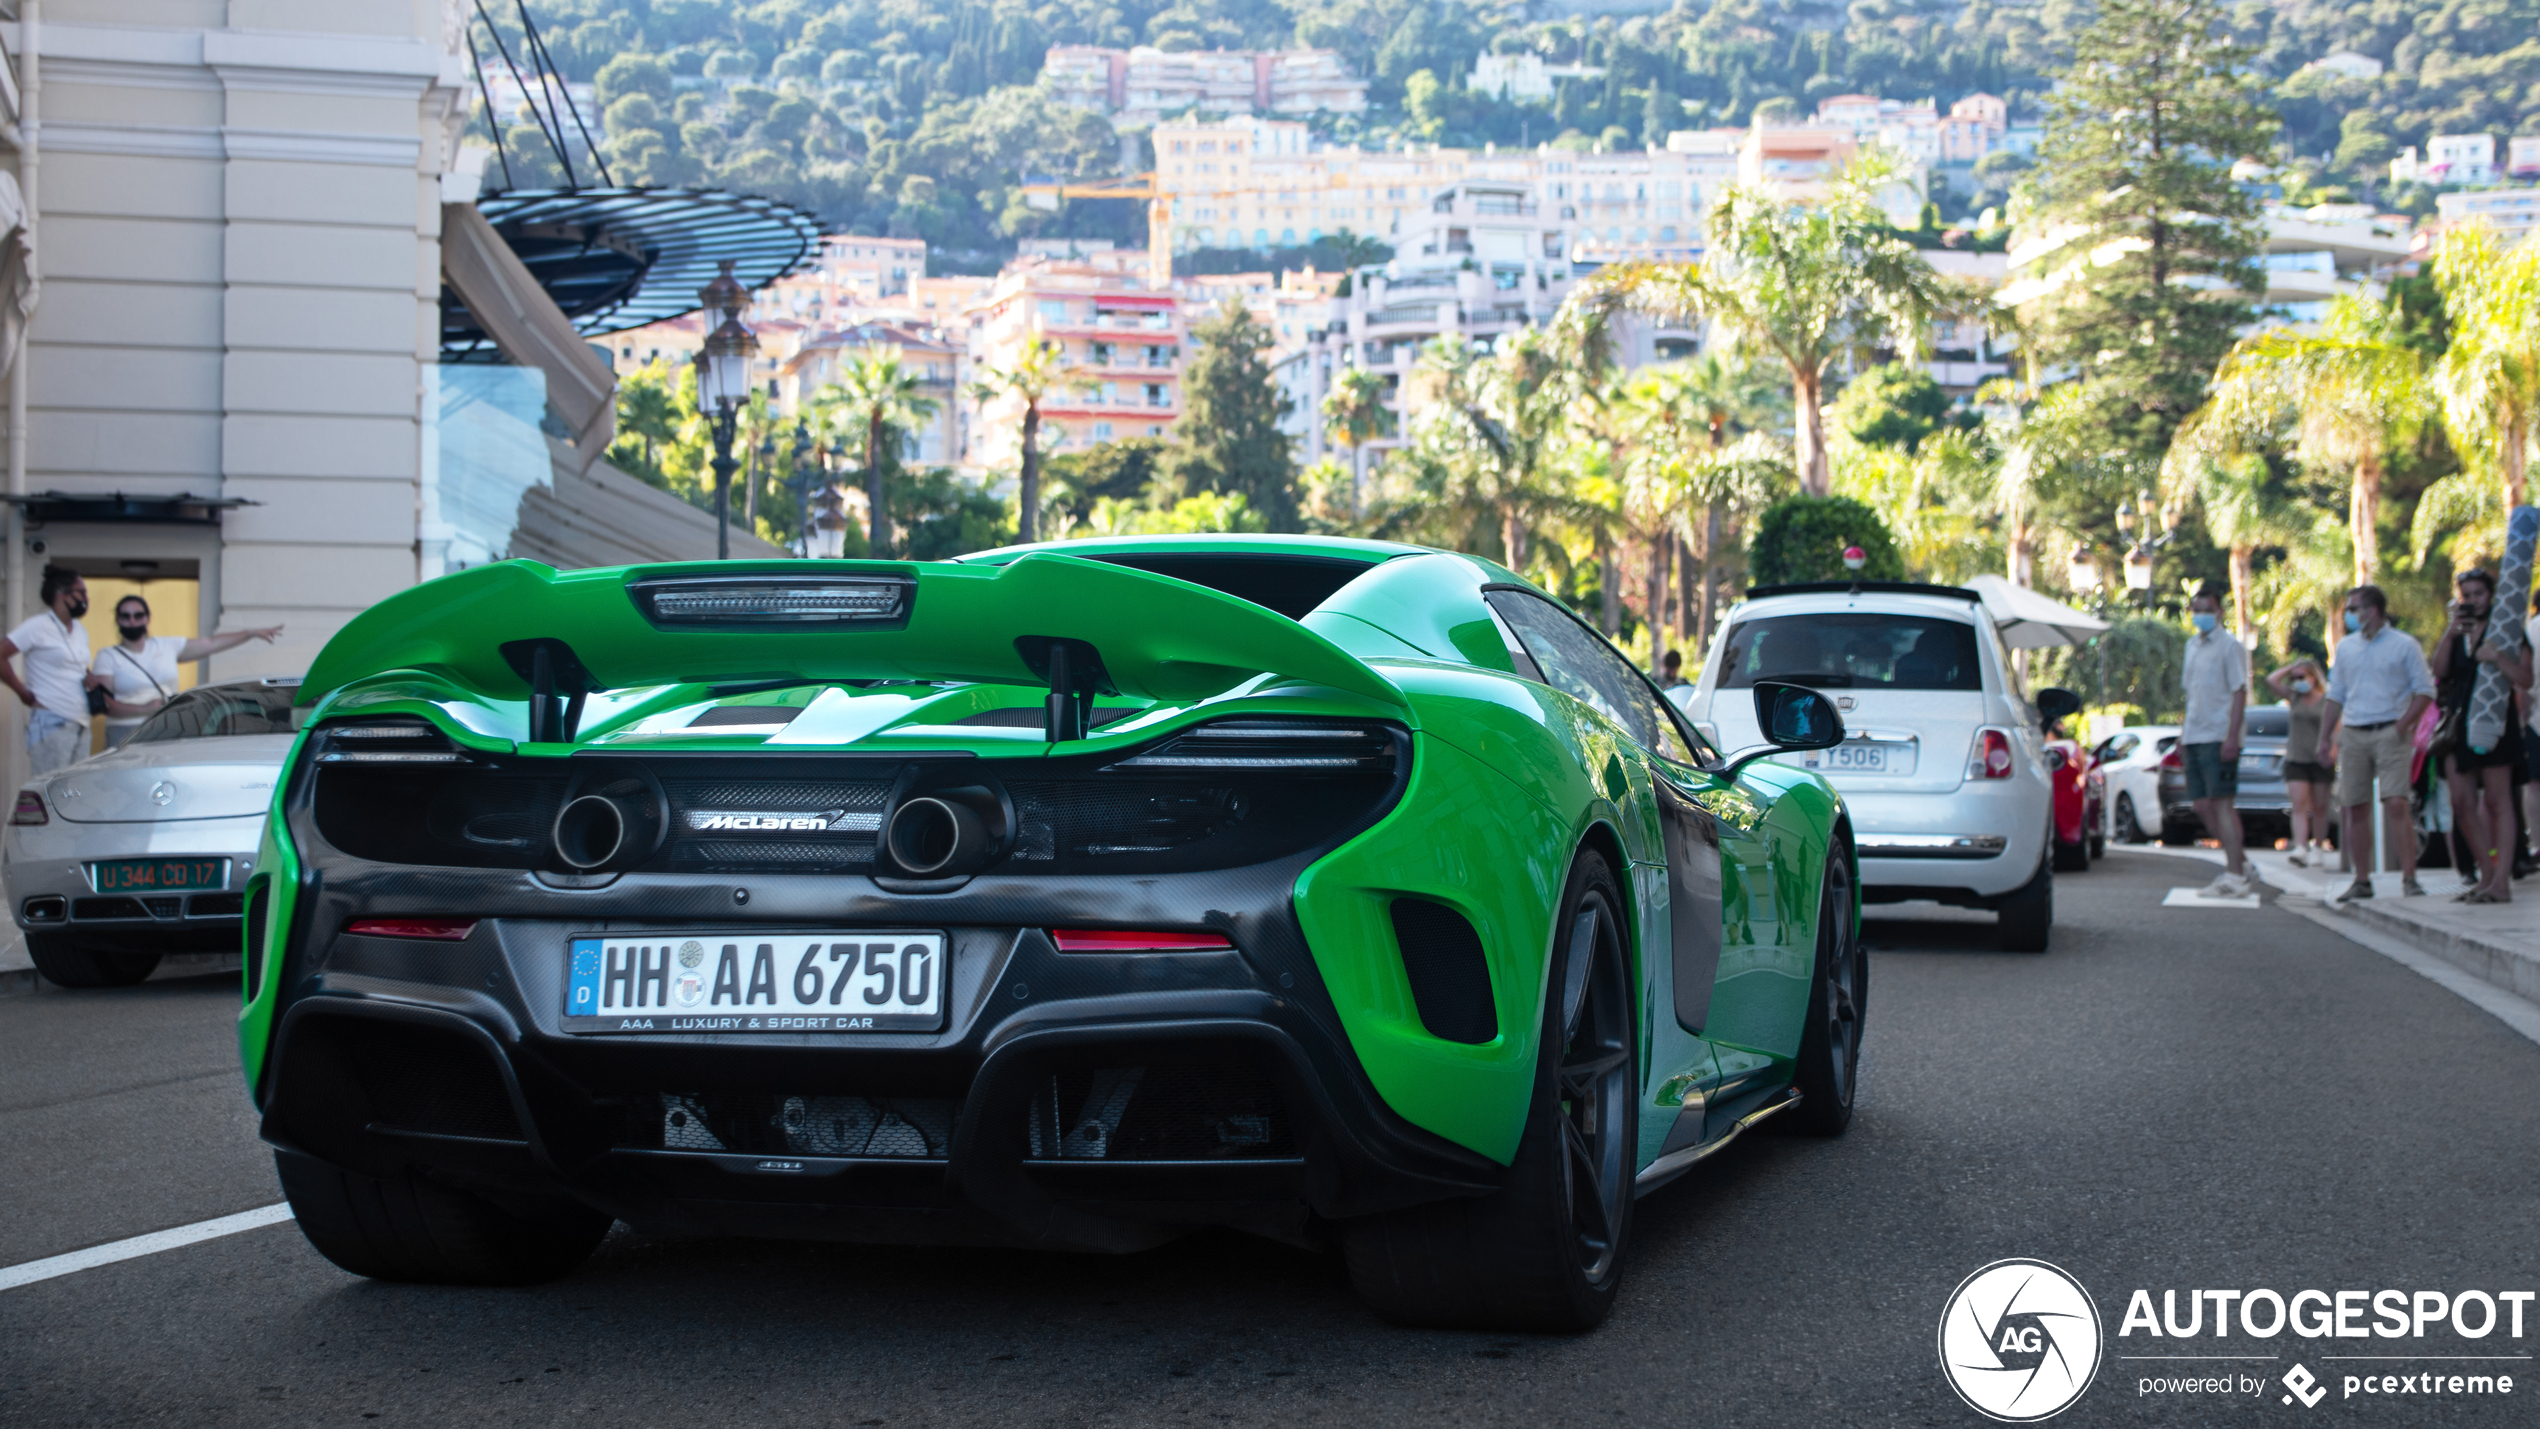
[299,554,1411,738]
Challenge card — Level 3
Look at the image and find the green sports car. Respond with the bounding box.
[243,535,1863,1331]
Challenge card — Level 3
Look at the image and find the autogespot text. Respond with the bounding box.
[2122,1287,2530,1404]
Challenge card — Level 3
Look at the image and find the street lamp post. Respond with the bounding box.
[691,260,759,561]
[789,420,814,559]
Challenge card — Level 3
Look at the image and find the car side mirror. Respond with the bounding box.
[1713,681,1847,779]
[2035,687,2082,729]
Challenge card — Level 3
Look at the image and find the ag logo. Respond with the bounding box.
[1938,1259,2103,1422]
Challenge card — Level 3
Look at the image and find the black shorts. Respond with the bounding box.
[2448,720,2526,775]
[2282,759,2332,786]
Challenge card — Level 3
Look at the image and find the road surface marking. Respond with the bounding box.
[0,1203,293,1292]
[2160,886,2263,908]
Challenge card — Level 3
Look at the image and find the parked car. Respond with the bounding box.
[2042,729,2103,871]
[2157,705,2293,847]
[248,539,1865,1331]
[6,678,302,987]
[1679,580,2080,951]
[2090,724,2179,845]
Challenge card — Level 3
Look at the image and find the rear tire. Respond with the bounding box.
[1344,851,1637,1333]
[25,933,160,988]
[1995,847,2053,953]
[2114,793,2146,845]
[2052,833,2090,872]
[1781,845,1863,1136]
[275,1150,611,1286]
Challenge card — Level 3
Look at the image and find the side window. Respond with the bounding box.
[1983,618,2026,699]
[1484,590,1704,765]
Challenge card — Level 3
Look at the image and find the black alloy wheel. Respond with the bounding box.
[2115,792,2146,845]
[1783,847,1864,1135]
[1344,852,1637,1332]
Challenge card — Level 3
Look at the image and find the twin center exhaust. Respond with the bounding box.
[549,782,1006,878]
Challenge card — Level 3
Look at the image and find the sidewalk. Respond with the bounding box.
[2146,842,2540,1007]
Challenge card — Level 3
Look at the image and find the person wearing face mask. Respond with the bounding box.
[2317,583,2438,900]
[0,565,98,774]
[90,596,283,748]
[2179,584,2253,896]
[2428,569,2529,902]
[2266,656,2334,865]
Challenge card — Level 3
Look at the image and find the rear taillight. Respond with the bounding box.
[1967,729,2015,780]
[2160,749,2183,770]
[1052,929,1236,952]
[318,719,468,765]
[629,574,912,628]
[345,917,477,940]
[11,790,45,825]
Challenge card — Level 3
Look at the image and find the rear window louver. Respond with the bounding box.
[316,721,469,765]
[1105,721,1399,772]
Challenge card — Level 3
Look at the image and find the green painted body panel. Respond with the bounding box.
[237,724,313,1103]
[248,540,1850,1176]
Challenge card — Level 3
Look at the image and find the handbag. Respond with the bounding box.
[102,642,169,718]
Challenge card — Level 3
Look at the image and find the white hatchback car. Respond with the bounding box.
[2088,724,2180,845]
[1677,581,2080,951]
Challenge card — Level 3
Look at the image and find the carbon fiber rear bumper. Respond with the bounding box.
[255,858,1505,1252]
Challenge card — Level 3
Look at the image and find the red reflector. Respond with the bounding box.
[1051,929,1236,952]
[346,918,477,941]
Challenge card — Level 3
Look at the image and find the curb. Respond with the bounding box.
[2330,896,2540,1006]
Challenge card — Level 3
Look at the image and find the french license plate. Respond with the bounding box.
[562,931,946,1034]
[1810,741,1900,774]
[89,857,226,894]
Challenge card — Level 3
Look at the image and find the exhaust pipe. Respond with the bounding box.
[552,794,630,871]
[883,795,991,877]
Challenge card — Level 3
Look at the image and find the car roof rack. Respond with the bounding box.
[1743,580,1980,601]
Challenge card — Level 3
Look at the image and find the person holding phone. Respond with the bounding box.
[2430,569,2529,902]
[90,595,282,748]
[2265,656,2334,866]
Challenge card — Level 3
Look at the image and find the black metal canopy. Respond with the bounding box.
[440,186,821,361]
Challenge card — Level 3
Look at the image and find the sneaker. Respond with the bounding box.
[2287,851,2309,868]
[2402,876,2428,897]
[2342,879,2375,901]
[2198,872,2252,899]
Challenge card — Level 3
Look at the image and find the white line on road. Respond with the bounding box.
[0,1203,294,1293]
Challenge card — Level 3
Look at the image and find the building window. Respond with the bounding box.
[1039,299,1070,322]
[1146,383,1170,407]
[1094,421,1114,440]
[1147,344,1173,367]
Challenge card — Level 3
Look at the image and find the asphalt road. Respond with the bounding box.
[5,850,2537,1426]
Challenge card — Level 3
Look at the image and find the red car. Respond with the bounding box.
[2044,731,2103,872]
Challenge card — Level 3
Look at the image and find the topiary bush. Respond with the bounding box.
[1748,495,1906,586]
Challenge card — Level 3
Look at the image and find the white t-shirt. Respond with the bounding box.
[2178,626,2250,744]
[6,611,91,724]
[92,636,184,729]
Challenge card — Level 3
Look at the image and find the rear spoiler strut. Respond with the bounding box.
[299,554,1412,740]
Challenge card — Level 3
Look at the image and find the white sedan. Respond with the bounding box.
[2091,724,2180,845]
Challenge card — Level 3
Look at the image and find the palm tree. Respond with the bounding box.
[1320,365,1393,512]
[969,337,1072,544]
[829,347,942,558]
[2433,224,2540,510]
[1637,355,1785,646]
[2173,292,2425,585]
[1569,155,1959,496]
[1399,332,1566,569]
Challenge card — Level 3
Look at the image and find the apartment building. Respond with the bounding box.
[966,260,1183,474]
[2003,203,2410,332]
[1469,53,1604,102]
[2435,187,2540,247]
[2392,135,2499,187]
[1042,46,1366,123]
[777,320,965,468]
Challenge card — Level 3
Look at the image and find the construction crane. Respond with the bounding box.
[1020,173,1172,289]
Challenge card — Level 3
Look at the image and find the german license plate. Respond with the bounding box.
[562,932,946,1034]
[89,857,226,894]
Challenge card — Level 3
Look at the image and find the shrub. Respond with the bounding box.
[1749,495,1905,586]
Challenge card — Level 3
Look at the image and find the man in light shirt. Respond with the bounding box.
[2315,583,2437,900]
[0,566,97,774]
[2179,585,2251,897]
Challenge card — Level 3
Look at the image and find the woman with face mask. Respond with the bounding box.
[89,595,283,748]
[2266,657,2334,865]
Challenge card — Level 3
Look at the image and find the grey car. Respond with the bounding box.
[5,678,300,987]
[2158,704,2292,846]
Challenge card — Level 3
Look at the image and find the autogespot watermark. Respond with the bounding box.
[1941,1265,2536,1419]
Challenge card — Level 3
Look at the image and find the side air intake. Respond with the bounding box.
[1389,899,1498,1045]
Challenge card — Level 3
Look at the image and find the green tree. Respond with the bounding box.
[2433,224,2540,511]
[1748,494,1905,585]
[1170,299,1298,530]
[594,52,674,112]
[1830,362,1958,453]
[1320,364,1393,511]
[2029,0,2277,461]
[824,347,943,558]
[1573,156,1958,496]
[607,358,686,485]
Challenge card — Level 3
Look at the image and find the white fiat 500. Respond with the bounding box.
[1677,582,2080,951]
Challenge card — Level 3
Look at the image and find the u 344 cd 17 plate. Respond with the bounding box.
[563,931,946,1033]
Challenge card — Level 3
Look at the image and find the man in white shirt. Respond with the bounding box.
[2179,585,2251,896]
[91,594,282,747]
[2316,583,2437,900]
[0,566,97,774]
